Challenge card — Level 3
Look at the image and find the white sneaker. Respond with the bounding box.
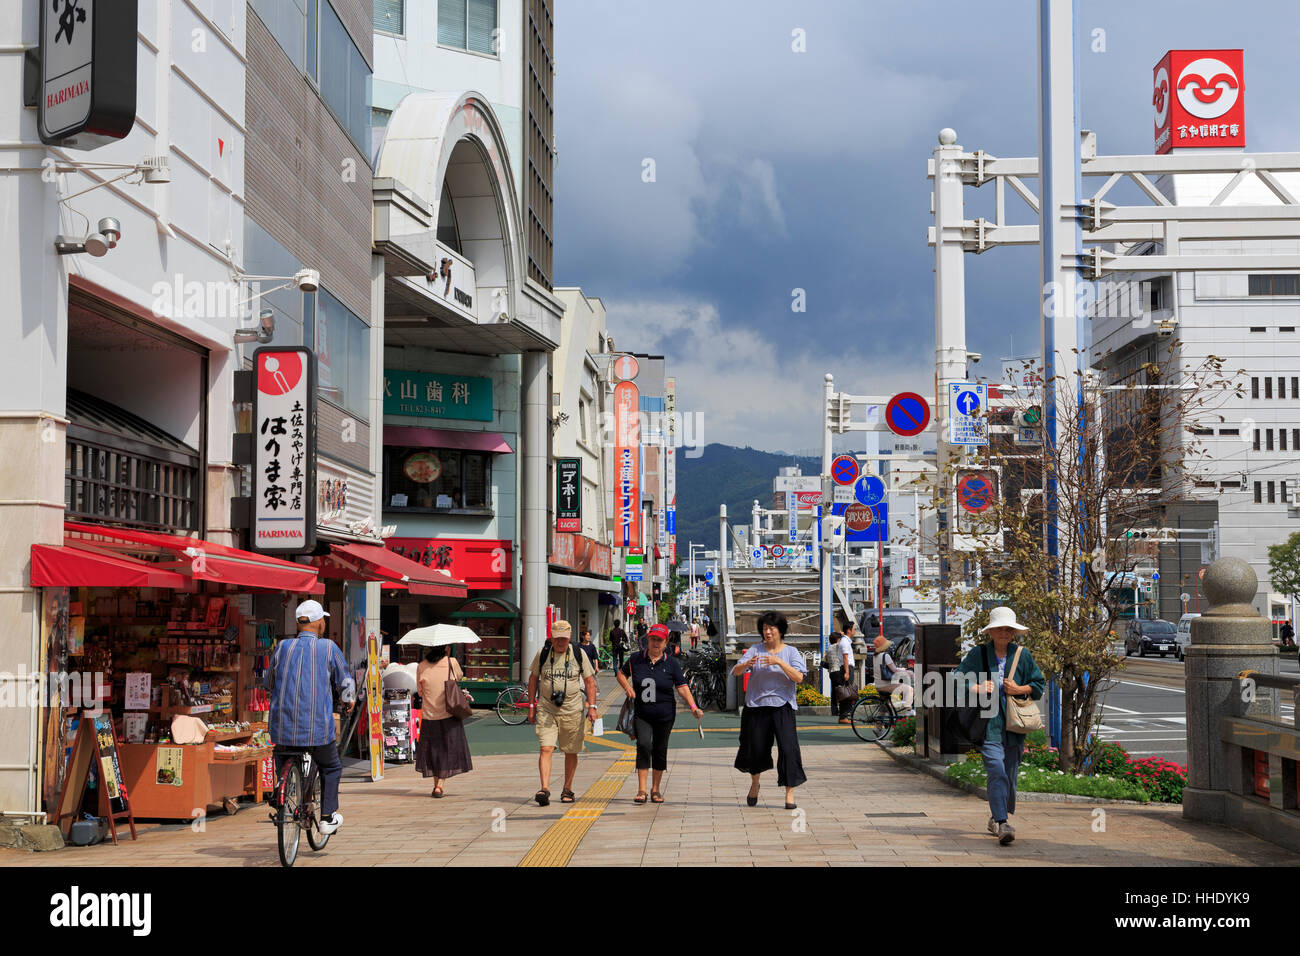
[318,812,343,835]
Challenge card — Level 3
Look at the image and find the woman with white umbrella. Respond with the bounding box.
[403,624,479,798]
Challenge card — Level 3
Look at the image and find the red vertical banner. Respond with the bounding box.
[614,381,641,550]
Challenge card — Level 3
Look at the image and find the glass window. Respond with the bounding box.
[313,289,370,421]
[306,0,318,79]
[437,183,461,254]
[1249,274,1300,296]
[1269,481,1276,504]
[437,0,466,46]
[375,0,405,34]
[438,0,497,54]
[385,447,493,510]
[250,0,306,72]
[1265,378,1273,399]
[1267,429,1274,451]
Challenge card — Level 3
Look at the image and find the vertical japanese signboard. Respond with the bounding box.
[665,377,677,565]
[614,380,641,549]
[556,457,582,533]
[253,347,316,554]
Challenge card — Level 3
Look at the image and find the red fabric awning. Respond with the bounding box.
[31,543,191,589]
[60,522,320,593]
[312,542,467,598]
[384,426,513,453]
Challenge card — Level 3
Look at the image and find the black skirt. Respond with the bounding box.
[415,717,473,780]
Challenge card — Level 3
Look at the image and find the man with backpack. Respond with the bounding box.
[527,620,597,806]
[609,619,629,671]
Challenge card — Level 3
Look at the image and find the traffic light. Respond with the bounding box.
[652,582,662,601]
[830,393,852,433]
[1015,405,1042,428]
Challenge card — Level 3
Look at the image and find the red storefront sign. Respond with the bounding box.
[1153,50,1244,154]
[550,532,612,577]
[614,380,641,549]
[385,537,512,590]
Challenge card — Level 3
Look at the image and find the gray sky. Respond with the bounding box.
[553,0,1299,454]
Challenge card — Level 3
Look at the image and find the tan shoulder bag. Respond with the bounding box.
[1003,645,1043,734]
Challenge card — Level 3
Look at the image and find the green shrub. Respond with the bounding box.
[946,757,1149,802]
[795,685,829,706]
[1088,740,1131,778]
[1022,742,1061,771]
[1025,728,1047,747]
[891,716,916,748]
[1125,756,1187,804]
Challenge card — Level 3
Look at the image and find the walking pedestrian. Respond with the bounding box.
[1282,620,1295,648]
[956,607,1045,846]
[414,644,473,797]
[636,620,648,653]
[828,610,857,724]
[689,619,700,650]
[731,610,808,809]
[577,627,599,673]
[526,620,597,806]
[609,619,629,671]
[616,623,702,804]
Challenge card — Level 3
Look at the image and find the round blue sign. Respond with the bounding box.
[831,454,859,486]
[955,390,981,416]
[705,571,714,582]
[854,474,886,507]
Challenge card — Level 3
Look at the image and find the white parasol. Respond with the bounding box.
[396,623,482,648]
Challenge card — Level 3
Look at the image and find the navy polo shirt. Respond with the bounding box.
[620,650,687,721]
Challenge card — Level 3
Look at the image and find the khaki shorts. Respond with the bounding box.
[535,703,586,754]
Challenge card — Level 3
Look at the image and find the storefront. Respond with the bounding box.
[32,523,320,822]
[548,531,618,646]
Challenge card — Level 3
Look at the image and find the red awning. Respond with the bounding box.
[313,542,467,597]
[60,522,320,593]
[31,543,191,589]
[384,426,513,453]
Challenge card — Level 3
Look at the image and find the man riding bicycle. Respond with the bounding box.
[267,600,356,835]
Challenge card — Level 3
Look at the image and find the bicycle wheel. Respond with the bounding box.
[495,685,530,725]
[306,768,330,851]
[850,697,891,742]
[277,761,303,867]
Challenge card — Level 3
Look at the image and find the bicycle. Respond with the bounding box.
[597,645,613,669]
[494,683,531,725]
[849,689,909,743]
[271,748,331,867]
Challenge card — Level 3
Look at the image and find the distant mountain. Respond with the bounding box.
[672,444,819,559]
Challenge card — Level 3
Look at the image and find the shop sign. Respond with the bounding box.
[38,0,138,148]
[253,347,316,554]
[383,369,494,422]
[556,458,581,532]
[428,240,477,317]
[1153,50,1244,154]
[366,632,383,782]
[385,536,513,590]
[551,532,612,576]
[614,381,641,548]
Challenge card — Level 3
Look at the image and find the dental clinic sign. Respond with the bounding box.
[1154,50,1244,154]
[253,348,317,554]
[38,0,138,148]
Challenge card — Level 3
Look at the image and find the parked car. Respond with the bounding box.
[1125,618,1179,658]
[1175,613,1200,661]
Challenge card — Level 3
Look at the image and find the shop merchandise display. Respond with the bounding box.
[382,689,413,763]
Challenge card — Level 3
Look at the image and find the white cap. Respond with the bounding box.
[295,599,330,622]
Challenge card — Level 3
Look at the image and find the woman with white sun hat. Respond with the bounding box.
[955,606,1045,846]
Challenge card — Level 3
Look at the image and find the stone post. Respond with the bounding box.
[1182,557,1279,824]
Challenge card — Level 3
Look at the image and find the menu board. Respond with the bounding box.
[92,714,127,814]
[125,672,151,710]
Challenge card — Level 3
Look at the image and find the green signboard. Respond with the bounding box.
[384,370,493,422]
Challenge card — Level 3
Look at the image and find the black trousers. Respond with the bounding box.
[735,704,807,788]
[634,714,674,771]
[613,647,626,672]
[273,743,342,817]
[828,671,850,717]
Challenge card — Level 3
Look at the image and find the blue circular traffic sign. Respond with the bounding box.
[831,454,860,486]
[957,473,994,513]
[956,390,981,416]
[885,392,931,437]
[854,474,886,507]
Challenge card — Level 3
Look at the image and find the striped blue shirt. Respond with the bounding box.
[266,633,356,747]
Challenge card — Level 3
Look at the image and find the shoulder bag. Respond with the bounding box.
[442,657,474,720]
[1003,645,1043,734]
[945,643,992,746]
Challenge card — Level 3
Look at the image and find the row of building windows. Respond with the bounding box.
[1250,377,1300,400]
[1254,480,1292,504]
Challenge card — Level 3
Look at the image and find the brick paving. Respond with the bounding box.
[4,733,1298,866]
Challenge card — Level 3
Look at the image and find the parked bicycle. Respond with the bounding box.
[849,688,908,742]
[682,644,727,710]
[597,645,614,669]
[494,683,531,725]
[271,748,331,867]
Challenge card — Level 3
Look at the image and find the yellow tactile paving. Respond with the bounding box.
[517,753,637,867]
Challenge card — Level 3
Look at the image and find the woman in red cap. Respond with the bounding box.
[616,622,703,804]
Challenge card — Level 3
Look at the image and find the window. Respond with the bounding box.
[1251,326,1267,333]
[1252,377,1260,400]
[375,0,405,34]
[1293,377,1298,398]
[1249,274,1300,296]
[1190,427,1214,436]
[1254,429,1261,451]
[1284,327,1297,333]
[1268,481,1276,503]
[438,0,498,54]
[1280,377,1287,399]
[1255,481,1263,503]
[1286,482,1291,504]
[1219,428,1240,436]
[305,289,370,420]
[1293,428,1299,450]
[384,446,493,510]
[1146,279,1167,313]
[1284,430,1290,451]
[578,400,588,445]
[1267,429,1274,451]
[437,183,461,254]
[1266,378,1273,399]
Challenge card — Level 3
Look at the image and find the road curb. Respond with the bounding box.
[873,741,1167,807]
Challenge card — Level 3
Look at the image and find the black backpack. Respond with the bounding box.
[539,642,582,673]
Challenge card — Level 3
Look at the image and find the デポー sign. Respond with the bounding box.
[555,458,582,533]
[253,348,316,554]
[1154,50,1244,154]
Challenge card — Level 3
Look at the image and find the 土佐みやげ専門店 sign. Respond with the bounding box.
[253,348,316,554]
[384,370,494,422]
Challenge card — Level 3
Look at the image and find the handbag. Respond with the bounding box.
[834,683,856,704]
[1003,644,1043,734]
[442,658,474,720]
[615,697,637,741]
[945,643,992,746]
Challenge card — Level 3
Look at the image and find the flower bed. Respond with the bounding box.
[946,758,1150,802]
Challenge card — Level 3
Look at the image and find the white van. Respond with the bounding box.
[1175,613,1200,661]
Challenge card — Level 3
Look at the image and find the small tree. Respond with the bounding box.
[1267,533,1300,638]
[916,346,1238,772]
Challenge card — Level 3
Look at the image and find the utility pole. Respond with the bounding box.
[820,373,834,694]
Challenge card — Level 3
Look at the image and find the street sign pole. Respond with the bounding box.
[820,373,834,695]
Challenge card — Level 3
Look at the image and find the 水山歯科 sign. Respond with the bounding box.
[253,348,316,554]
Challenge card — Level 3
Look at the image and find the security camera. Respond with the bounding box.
[97,218,122,248]
[257,309,275,344]
[967,351,982,364]
[1156,318,1177,336]
[293,268,320,292]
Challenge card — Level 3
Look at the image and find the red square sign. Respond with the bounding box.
[1154,50,1244,154]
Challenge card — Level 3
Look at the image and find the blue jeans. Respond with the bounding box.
[980,732,1025,822]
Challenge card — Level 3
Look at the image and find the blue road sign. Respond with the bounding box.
[831,454,859,485]
[1151,571,1160,581]
[666,508,676,535]
[948,382,988,447]
[832,501,889,543]
[854,474,886,507]
[704,570,714,583]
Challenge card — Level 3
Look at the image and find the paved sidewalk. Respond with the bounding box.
[4,726,1297,866]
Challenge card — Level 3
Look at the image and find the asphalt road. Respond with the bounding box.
[1091,648,1298,767]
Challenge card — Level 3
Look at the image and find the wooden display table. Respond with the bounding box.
[118,727,270,819]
